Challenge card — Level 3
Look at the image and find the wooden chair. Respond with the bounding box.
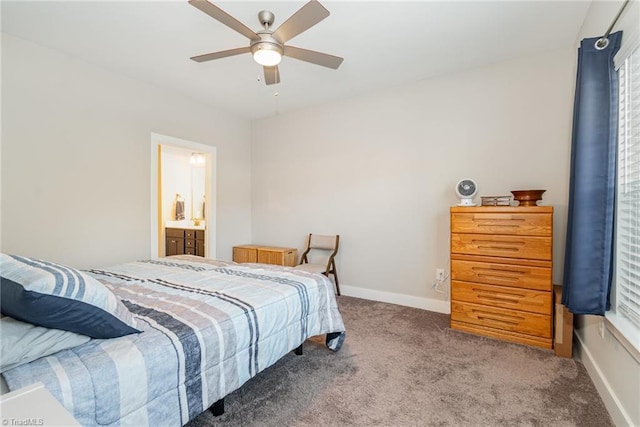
[294,234,340,295]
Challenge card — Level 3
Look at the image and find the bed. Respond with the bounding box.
[0,254,345,426]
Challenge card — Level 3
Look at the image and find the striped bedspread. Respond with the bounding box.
[2,256,345,426]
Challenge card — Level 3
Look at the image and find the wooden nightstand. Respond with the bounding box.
[233,245,298,267]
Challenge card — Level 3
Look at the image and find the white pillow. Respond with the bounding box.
[1,316,91,373]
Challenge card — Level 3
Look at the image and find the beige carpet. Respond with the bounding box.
[187,296,613,426]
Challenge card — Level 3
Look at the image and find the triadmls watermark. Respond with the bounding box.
[1,418,44,426]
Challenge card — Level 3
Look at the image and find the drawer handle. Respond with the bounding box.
[476,245,520,252]
[477,224,520,229]
[472,217,525,222]
[475,290,524,304]
[473,267,525,282]
[474,310,524,325]
[476,315,520,326]
[473,240,525,252]
[473,217,525,225]
[477,274,519,282]
[472,240,525,246]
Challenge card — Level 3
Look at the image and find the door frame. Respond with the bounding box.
[150,132,217,259]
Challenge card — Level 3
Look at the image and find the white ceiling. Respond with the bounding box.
[1,1,592,120]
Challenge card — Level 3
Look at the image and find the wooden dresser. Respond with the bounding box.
[233,245,298,267]
[166,228,205,257]
[450,206,553,349]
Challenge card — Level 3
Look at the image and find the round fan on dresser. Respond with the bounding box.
[456,179,478,206]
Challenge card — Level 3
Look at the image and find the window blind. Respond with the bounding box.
[617,44,640,328]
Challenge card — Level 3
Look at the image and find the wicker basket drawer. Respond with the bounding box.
[451,259,551,291]
[257,248,297,267]
[451,281,552,315]
[234,245,297,267]
[451,234,551,260]
[451,212,551,236]
[451,301,552,338]
[233,246,258,263]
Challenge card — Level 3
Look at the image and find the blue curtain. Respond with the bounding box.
[562,32,622,315]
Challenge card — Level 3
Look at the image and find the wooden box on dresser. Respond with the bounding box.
[450,206,553,349]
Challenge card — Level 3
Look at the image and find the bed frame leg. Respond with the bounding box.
[294,343,303,355]
[211,398,224,416]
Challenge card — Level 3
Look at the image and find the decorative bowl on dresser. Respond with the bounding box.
[450,206,553,349]
[510,189,546,206]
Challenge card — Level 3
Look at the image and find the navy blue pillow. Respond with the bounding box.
[0,254,140,339]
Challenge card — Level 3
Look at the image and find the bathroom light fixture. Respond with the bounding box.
[190,153,205,165]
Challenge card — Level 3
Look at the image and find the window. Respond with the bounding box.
[612,43,640,351]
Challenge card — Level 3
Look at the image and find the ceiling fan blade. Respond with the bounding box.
[189,0,259,41]
[284,45,343,69]
[191,46,251,63]
[271,0,330,44]
[264,66,281,85]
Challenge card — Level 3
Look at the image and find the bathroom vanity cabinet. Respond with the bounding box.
[166,227,205,257]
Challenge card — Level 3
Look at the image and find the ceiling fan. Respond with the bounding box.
[189,0,343,85]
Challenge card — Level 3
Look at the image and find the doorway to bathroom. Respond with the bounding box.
[150,133,217,259]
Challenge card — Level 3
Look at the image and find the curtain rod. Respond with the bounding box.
[595,0,630,49]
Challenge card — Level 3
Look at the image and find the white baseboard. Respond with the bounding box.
[340,285,450,314]
[574,333,634,427]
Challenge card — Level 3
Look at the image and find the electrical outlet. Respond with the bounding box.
[436,268,445,281]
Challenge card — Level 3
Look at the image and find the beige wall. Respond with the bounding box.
[1,33,252,268]
[571,1,640,426]
[251,47,575,311]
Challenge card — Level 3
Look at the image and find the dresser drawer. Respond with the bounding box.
[451,233,551,260]
[450,321,552,348]
[451,259,551,291]
[451,301,552,338]
[185,230,197,239]
[451,281,552,315]
[451,212,551,236]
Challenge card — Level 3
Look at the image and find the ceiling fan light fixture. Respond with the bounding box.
[189,0,343,84]
[251,43,283,66]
